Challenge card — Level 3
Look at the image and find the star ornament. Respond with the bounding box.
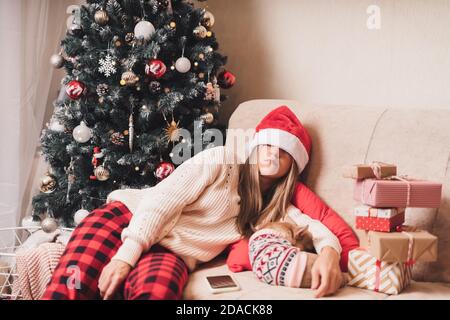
[165,119,181,142]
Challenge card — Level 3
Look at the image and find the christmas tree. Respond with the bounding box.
[28,0,236,230]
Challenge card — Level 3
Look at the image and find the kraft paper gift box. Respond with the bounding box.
[354,206,405,232]
[353,177,442,208]
[356,230,438,263]
[348,248,413,295]
[343,162,397,180]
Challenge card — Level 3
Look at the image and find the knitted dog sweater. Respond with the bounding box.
[249,229,308,287]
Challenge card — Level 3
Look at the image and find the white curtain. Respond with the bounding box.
[0,0,77,242]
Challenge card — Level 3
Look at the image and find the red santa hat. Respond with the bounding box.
[247,106,312,173]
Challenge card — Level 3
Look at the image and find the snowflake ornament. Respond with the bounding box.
[98,54,117,77]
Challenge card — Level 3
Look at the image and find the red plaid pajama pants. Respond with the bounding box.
[41,201,189,300]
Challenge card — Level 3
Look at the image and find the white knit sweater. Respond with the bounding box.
[107,146,243,271]
[106,146,341,272]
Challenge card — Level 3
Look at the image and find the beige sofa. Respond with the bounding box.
[183,99,450,300]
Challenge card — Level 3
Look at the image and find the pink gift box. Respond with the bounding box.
[353,177,442,208]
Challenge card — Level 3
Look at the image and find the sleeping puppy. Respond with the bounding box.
[258,221,315,253]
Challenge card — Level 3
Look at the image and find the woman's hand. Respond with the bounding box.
[98,259,132,300]
[311,246,343,298]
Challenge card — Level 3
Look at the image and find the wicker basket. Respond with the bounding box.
[0,226,73,300]
[0,227,37,299]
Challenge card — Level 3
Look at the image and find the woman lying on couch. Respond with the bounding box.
[42,106,359,300]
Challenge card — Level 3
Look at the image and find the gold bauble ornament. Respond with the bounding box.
[95,10,109,26]
[200,113,215,124]
[39,173,57,194]
[193,25,207,39]
[201,11,215,28]
[94,165,110,181]
[169,21,176,29]
[121,71,140,86]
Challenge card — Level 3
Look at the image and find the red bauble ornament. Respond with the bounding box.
[145,59,167,79]
[218,70,236,89]
[66,80,87,100]
[155,162,175,181]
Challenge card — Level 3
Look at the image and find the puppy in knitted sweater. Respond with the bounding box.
[249,221,318,288]
[249,205,348,290]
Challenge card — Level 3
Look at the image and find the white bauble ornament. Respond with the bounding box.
[74,209,90,225]
[73,121,92,143]
[94,165,110,181]
[21,216,41,233]
[175,57,191,73]
[134,21,155,41]
[41,217,58,233]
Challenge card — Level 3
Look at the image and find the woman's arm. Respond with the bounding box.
[286,206,342,255]
[291,182,358,298]
[291,182,359,271]
[111,147,224,267]
[284,206,344,298]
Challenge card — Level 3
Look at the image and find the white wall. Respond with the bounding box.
[0,0,22,231]
[205,0,450,123]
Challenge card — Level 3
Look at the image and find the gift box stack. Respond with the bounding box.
[342,162,442,295]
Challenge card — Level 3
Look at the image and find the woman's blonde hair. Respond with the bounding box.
[236,148,300,238]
